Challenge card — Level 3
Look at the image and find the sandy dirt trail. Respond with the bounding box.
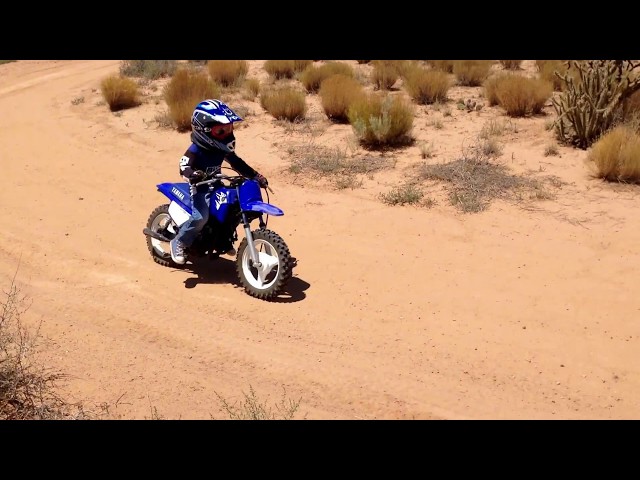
[0,60,638,419]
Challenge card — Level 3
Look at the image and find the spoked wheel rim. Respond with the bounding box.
[241,239,281,290]
[150,213,176,256]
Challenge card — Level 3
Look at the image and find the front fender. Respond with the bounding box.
[243,201,284,216]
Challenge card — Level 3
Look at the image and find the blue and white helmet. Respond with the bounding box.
[191,99,243,153]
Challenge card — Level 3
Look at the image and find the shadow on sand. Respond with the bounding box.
[179,256,310,303]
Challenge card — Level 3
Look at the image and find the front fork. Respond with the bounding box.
[240,211,266,268]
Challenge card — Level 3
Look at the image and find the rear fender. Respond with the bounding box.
[157,182,192,212]
[168,201,191,226]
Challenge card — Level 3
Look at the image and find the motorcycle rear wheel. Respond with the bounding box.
[236,228,294,300]
[145,204,179,267]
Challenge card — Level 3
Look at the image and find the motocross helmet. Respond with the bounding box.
[191,99,243,153]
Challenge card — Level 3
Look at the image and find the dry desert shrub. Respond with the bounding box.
[287,141,391,191]
[318,74,366,122]
[371,61,400,90]
[153,110,174,128]
[499,60,522,70]
[420,157,517,213]
[119,60,177,80]
[479,117,517,138]
[207,60,248,87]
[587,125,640,183]
[163,68,221,131]
[536,60,573,91]
[243,78,261,101]
[478,135,503,158]
[300,61,355,93]
[426,60,455,73]
[494,75,553,117]
[403,66,451,105]
[370,60,416,90]
[260,86,307,121]
[0,270,99,420]
[622,89,640,122]
[396,60,423,78]
[100,74,140,111]
[263,60,312,80]
[544,144,560,156]
[264,60,297,80]
[379,183,432,206]
[483,72,513,106]
[453,60,494,86]
[212,385,303,420]
[293,60,313,72]
[418,140,560,213]
[419,140,436,158]
[347,92,414,148]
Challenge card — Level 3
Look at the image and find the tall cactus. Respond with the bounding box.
[552,60,640,149]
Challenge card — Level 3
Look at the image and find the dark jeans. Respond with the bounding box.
[174,189,211,247]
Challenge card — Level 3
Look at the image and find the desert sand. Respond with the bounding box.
[0,59,638,420]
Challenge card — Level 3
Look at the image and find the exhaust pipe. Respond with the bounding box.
[143,228,171,243]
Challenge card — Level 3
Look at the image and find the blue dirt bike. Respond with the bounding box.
[143,169,296,300]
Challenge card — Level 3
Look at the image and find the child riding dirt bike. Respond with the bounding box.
[170,99,268,265]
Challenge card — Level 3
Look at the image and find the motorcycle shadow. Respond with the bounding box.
[180,256,310,303]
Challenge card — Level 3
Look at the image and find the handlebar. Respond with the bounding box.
[194,173,237,187]
[194,173,274,193]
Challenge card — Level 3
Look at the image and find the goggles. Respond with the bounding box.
[209,123,234,139]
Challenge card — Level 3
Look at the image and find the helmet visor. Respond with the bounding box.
[210,123,234,139]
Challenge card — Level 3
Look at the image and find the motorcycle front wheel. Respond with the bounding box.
[235,228,294,300]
